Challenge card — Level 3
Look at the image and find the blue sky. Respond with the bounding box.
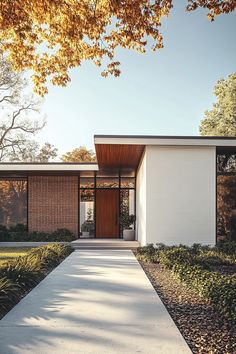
[36,2,236,156]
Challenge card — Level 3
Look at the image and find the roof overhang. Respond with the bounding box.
[0,163,98,176]
[94,144,145,169]
[94,135,236,171]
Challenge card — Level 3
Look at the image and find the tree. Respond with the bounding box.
[10,142,58,162]
[199,73,236,137]
[0,54,57,161]
[62,146,96,162]
[0,1,234,96]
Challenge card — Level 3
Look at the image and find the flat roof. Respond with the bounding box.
[94,135,236,147]
[0,135,235,173]
[0,162,99,172]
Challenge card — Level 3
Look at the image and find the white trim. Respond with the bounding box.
[0,164,99,171]
[94,137,236,147]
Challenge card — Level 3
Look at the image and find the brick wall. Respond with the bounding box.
[28,176,78,235]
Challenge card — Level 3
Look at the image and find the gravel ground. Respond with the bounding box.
[139,261,236,354]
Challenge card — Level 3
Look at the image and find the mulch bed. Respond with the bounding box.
[139,261,236,354]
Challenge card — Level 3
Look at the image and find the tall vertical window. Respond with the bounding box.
[120,189,135,234]
[217,150,236,243]
[0,178,27,228]
[80,187,95,237]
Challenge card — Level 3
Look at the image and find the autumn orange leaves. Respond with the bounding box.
[0,0,234,95]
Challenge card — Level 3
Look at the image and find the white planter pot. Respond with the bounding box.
[123,229,135,241]
[81,231,89,238]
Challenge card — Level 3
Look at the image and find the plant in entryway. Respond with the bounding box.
[120,213,136,241]
[81,208,94,237]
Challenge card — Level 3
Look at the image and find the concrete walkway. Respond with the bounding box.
[0,250,191,354]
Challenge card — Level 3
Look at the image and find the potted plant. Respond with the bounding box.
[81,208,94,237]
[120,213,136,241]
[81,221,90,237]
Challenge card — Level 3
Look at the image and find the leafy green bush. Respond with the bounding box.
[172,262,236,322]
[136,243,236,322]
[0,224,76,242]
[196,250,235,267]
[0,243,73,318]
[158,247,195,268]
[136,244,157,262]
[216,242,236,255]
[9,224,28,233]
[0,225,10,241]
[51,229,76,242]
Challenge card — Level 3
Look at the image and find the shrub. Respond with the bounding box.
[0,277,19,315]
[136,243,236,322]
[216,242,236,255]
[196,250,235,267]
[9,224,28,233]
[172,262,236,322]
[158,247,195,268]
[0,225,10,241]
[136,244,157,262]
[51,229,75,242]
[0,257,42,291]
[0,224,76,242]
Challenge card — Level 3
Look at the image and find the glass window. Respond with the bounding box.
[0,178,27,228]
[217,175,236,242]
[80,171,95,178]
[96,177,119,188]
[217,152,236,243]
[120,169,135,177]
[80,190,95,237]
[120,189,135,234]
[120,177,135,189]
[80,177,94,189]
[217,153,236,174]
[96,170,119,178]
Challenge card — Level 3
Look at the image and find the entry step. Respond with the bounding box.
[71,239,140,250]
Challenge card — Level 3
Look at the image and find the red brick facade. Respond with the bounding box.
[28,176,78,235]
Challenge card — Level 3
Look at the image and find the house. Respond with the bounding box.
[0,135,236,246]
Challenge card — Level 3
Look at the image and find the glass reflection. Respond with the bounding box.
[0,179,27,228]
[217,153,236,242]
[120,178,135,188]
[96,177,119,188]
[120,189,135,234]
[80,190,95,238]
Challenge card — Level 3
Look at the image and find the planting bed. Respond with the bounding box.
[141,262,236,354]
[0,248,33,266]
[136,243,236,354]
[0,243,73,319]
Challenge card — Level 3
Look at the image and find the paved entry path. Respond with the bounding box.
[0,250,191,354]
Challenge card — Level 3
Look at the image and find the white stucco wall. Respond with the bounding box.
[136,149,146,245]
[136,145,216,246]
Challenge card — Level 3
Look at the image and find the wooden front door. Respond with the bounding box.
[96,189,119,238]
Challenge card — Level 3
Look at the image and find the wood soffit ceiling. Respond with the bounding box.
[95,144,145,170]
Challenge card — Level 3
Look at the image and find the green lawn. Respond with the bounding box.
[0,248,34,266]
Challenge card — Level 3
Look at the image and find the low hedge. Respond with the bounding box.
[136,243,236,322]
[0,225,76,242]
[0,243,73,318]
